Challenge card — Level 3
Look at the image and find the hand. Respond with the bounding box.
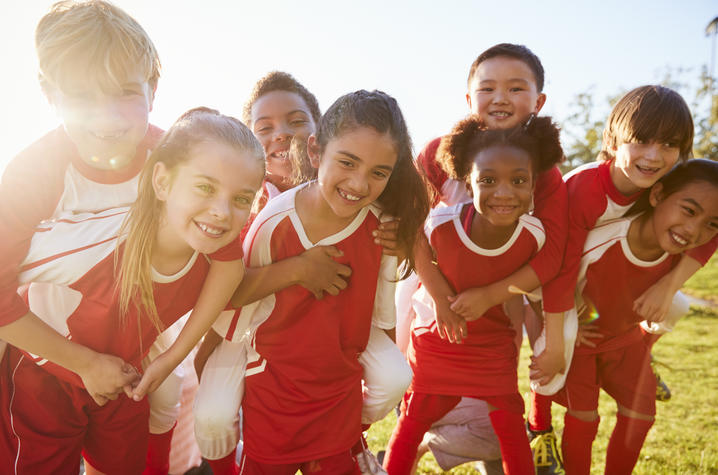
[194,329,222,381]
[297,246,352,299]
[576,323,602,348]
[529,349,565,385]
[448,287,491,321]
[78,353,140,406]
[633,279,675,323]
[435,298,468,344]
[131,352,177,401]
[373,219,406,260]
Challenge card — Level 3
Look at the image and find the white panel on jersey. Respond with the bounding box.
[55,164,141,215]
[26,282,79,337]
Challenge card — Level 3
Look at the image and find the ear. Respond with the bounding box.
[148,83,157,112]
[307,135,321,169]
[648,182,664,207]
[152,162,171,201]
[465,92,473,110]
[534,93,547,114]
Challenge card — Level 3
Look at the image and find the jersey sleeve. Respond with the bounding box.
[0,130,71,326]
[686,235,718,265]
[415,137,446,206]
[527,166,568,285]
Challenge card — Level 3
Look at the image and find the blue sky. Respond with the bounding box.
[1,0,716,172]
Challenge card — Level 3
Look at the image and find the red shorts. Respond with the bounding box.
[238,449,361,475]
[0,347,149,475]
[554,339,656,416]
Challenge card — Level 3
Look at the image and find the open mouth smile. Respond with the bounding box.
[194,220,227,237]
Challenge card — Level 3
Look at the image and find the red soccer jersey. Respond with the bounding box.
[543,160,718,313]
[239,184,396,464]
[575,217,680,343]
[408,203,545,397]
[416,136,567,285]
[14,208,218,388]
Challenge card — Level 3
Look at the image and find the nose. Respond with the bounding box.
[272,122,291,142]
[494,181,513,198]
[210,196,231,221]
[643,143,661,161]
[348,173,370,195]
[491,89,508,104]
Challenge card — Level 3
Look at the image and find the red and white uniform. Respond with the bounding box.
[409,202,545,401]
[0,208,222,474]
[416,136,567,285]
[543,160,718,313]
[240,184,396,464]
[557,216,679,415]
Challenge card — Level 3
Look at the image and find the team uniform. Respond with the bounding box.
[195,182,411,471]
[0,208,228,474]
[554,216,679,474]
[231,184,395,473]
[384,202,544,475]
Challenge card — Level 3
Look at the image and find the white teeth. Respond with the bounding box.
[197,222,223,235]
[338,189,361,201]
[490,111,510,117]
[92,131,123,139]
[670,231,687,246]
[272,150,288,159]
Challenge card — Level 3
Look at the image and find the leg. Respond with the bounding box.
[485,397,534,475]
[561,410,599,475]
[194,338,247,472]
[383,393,460,475]
[604,406,654,475]
[359,325,412,425]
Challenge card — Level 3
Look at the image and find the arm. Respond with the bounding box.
[414,234,468,343]
[132,259,245,399]
[633,254,701,322]
[0,311,139,406]
[231,245,352,307]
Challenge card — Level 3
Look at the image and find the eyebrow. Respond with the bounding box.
[478,78,531,84]
[478,168,531,173]
[195,174,256,194]
[254,109,309,123]
[338,151,395,172]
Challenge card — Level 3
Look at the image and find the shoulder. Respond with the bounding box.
[3,127,74,182]
[519,214,546,249]
[582,218,630,259]
[425,202,463,235]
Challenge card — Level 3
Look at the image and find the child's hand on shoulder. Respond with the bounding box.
[298,246,352,299]
[448,287,491,321]
[373,218,406,261]
[576,322,602,348]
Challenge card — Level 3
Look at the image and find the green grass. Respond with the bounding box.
[367,259,718,474]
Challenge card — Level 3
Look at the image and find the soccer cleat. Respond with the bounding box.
[651,355,672,402]
[355,436,387,475]
[528,425,566,475]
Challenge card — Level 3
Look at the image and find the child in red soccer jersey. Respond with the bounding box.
[556,159,718,474]
[526,86,708,473]
[194,75,413,475]
[231,90,429,474]
[384,116,564,475]
[0,108,265,475]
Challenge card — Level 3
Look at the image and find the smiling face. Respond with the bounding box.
[469,144,534,228]
[250,90,317,189]
[154,141,264,258]
[309,126,397,220]
[50,68,154,170]
[466,56,546,130]
[649,181,718,254]
[611,141,681,195]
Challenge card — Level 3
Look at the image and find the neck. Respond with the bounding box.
[609,160,641,196]
[295,182,358,244]
[627,213,664,261]
[152,222,195,275]
[470,213,518,249]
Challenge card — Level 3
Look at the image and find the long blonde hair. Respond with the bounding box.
[116,107,264,333]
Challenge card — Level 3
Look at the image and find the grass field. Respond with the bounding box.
[367,257,718,474]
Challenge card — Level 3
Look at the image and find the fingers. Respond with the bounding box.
[320,246,344,258]
[131,375,150,401]
[335,263,352,278]
[91,393,109,406]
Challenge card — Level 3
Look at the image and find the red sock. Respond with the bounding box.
[383,413,431,475]
[562,413,599,475]
[207,449,239,475]
[488,409,534,475]
[605,413,654,475]
[143,424,176,475]
[528,391,553,432]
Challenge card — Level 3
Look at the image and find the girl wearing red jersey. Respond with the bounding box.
[383,116,564,475]
[234,90,429,474]
[556,159,718,474]
[0,108,265,475]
